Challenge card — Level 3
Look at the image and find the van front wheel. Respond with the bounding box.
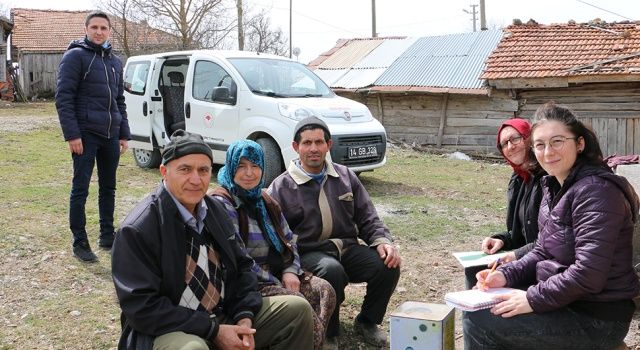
[256,138,284,185]
[133,148,161,169]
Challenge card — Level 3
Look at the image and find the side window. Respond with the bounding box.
[124,61,150,95]
[193,60,236,105]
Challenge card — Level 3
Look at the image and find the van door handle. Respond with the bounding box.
[143,101,148,116]
[185,102,191,118]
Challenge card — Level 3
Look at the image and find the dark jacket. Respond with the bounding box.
[268,161,393,256]
[112,185,261,349]
[500,162,640,319]
[56,37,130,141]
[491,171,544,259]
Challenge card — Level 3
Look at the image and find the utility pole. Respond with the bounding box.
[480,0,487,30]
[289,0,292,58]
[463,4,478,32]
[371,0,377,37]
[237,0,244,50]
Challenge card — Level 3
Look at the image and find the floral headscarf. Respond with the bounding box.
[217,140,283,252]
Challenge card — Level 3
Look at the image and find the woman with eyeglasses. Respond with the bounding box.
[464,118,546,288]
[209,140,336,350]
[463,102,640,350]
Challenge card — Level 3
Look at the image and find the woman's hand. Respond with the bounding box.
[499,251,517,263]
[490,290,533,317]
[282,272,300,292]
[475,269,507,291]
[481,237,504,254]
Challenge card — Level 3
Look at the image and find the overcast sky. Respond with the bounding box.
[5,0,639,63]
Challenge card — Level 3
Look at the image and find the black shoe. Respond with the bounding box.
[98,234,115,249]
[354,316,388,347]
[73,241,98,262]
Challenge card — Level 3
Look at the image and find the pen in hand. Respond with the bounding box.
[483,257,502,289]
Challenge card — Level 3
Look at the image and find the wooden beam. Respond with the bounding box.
[488,77,569,89]
[377,94,384,124]
[437,93,450,148]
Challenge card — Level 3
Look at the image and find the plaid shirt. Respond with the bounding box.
[213,195,302,286]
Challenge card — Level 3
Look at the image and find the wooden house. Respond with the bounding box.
[482,21,640,156]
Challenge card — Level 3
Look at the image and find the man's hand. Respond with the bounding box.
[212,321,256,350]
[68,138,83,155]
[282,272,301,292]
[481,237,504,254]
[119,140,129,154]
[376,243,401,268]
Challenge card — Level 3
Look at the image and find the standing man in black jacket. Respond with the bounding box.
[56,11,130,262]
[112,130,313,350]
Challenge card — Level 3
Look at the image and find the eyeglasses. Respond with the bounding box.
[499,135,523,149]
[532,135,576,152]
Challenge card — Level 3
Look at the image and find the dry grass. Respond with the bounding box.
[0,101,637,349]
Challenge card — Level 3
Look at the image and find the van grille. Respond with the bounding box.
[331,133,386,167]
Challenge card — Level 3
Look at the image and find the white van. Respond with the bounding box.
[123,50,387,183]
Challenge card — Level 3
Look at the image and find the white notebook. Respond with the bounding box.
[444,288,515,312]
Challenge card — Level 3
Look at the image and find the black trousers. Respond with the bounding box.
[300,244,400,337]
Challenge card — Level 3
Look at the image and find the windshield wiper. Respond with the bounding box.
[251,89,288,98]
[299,93,323,98]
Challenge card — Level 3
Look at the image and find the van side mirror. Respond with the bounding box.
[212,86,235,104]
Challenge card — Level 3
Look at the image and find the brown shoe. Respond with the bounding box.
[354,317,388,347]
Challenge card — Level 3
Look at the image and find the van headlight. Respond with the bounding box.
[278,103,314,121]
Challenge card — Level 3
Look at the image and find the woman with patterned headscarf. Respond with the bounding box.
[464,118,546,288]
[209,140,336,349]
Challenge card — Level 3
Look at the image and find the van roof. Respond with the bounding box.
[128,50,292,62]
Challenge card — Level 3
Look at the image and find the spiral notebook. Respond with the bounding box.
[444,288,515,312]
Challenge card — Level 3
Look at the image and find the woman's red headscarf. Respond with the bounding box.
[496,118,532,182]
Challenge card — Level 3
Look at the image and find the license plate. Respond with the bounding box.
[348,145,378,159]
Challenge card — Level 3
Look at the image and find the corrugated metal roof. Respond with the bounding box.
[314,69,348,86]
[375,30,503,89]
[325,38,419,89]
[317,39,384,69]
[332,68,387,89]
[353,38,418,68]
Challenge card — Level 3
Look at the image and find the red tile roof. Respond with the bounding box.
[11,8,177,53]
[481,21,640,80]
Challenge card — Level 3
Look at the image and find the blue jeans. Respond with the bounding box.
[69,132,121,246]
[463,307,630,350]
[300,245,400,337]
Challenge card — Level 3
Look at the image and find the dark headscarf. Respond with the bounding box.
[496,118,532,183]
[217,140,284,252]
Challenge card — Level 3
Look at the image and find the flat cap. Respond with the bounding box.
[161,130,213,165]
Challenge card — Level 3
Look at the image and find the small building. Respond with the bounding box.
[310,31,511,153]
[482,21,640,156]
[0,16,13,100]
[10,8,179,99]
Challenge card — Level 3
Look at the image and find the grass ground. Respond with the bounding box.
[0,102,637,349]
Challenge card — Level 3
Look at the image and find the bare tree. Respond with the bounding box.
[244,9,288,56]
[101,0,139,57]
[135,0,235,50]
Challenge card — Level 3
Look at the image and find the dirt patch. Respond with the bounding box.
[0,114,56,134]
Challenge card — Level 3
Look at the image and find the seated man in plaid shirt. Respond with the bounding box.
[112,130,313,350]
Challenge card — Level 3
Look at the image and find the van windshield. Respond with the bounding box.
[228,58,334,98]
